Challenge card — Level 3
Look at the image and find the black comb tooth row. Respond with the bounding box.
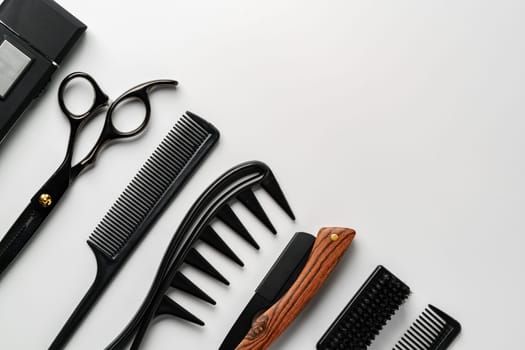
[261,173,295,220]
[202,170,296,256]
[175,171,296,304]
[237,188,277,234]
[88,113,213,259]
[200,225,244,267]
[393,305,461,350]
[172,171,296,289]
[216,205,259,250]
[317,265,411,350]
[175,176,297,297]
[105,162,295,350]
[171,271,216,305]
[156,295,204,326]
[185,248,230,286]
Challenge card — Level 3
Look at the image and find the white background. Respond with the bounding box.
[1,0,524,349]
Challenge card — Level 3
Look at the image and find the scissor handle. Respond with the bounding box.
[71,79,178,177]
[104,80,175,139]
[58,72,110,122]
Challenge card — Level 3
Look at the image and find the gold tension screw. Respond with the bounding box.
[38,193,53,208]
[330,233,339,241]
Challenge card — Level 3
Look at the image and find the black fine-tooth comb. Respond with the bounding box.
[49,112,219,350]
[317,265,411,350]
[105,160,295,350]
[393,305,461,350]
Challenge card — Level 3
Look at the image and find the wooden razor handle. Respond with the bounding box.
[235,227,356,350]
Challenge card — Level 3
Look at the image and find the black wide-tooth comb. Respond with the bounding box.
[317,265,411,350]
[49,112,219,350]
[105,161,295,350]
[393,305,461,350]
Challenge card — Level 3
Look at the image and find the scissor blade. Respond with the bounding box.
[218,232,315,350]
[0,202,48,277]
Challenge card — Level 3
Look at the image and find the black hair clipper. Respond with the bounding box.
[0,0,86,145]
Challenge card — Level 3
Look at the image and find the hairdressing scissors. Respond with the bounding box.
[0,72,177,277]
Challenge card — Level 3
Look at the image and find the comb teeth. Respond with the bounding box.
[393,305,461,350]
[261,172,295,220]
[171,271,216,305]
[317,265,411,350]
[104,162,296,350]
[217,205,259,250]
[237,189,276,234]
[200,226,244,267]
[185,248,230,285]
[156,295,204,326]
[88,113,216,259]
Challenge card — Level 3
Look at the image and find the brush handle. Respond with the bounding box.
[49,249,114,350]
[235,227,355,350]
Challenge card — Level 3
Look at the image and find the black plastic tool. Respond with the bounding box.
[393,304,461,350]
[0,0,86,145]
[105,161,295,350]
[0,72,177,278]
[48,112,219,350]
[317,265,411,350]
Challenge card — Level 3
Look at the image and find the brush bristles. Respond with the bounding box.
[317,265,410,350]
[393,305,460,350]
[88,114,213,259]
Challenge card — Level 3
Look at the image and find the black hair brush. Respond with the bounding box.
[317,265,411,350]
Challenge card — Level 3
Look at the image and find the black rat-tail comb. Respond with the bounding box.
[317,265,411,350]
[393,304,461,350]
[105,160,295,350]
[49,112,219,350]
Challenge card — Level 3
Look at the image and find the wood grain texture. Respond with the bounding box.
[235,227,356,350]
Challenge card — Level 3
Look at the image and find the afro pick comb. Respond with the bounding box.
[105,160,295,350]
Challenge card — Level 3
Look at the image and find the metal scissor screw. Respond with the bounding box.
[38,193,53,207]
